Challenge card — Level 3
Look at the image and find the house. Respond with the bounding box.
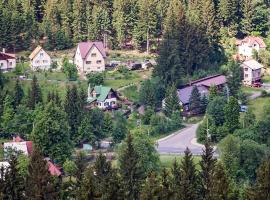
[29,45,51,71]
[163,75,227,113]
[236,36,266,58]
[241,59,263,86]
[0,49,16,72]
[4,137,33,156]
[74,41,106,75]
[87,85,118,110]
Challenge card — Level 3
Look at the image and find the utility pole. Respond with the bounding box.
[146,28,149,54]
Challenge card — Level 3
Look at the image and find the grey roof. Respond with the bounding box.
[178,86,209,105]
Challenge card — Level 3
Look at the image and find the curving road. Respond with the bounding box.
[157,124,206,155]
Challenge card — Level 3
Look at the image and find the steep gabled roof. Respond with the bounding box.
[241,59,263,70]
[236,36,266,48]
[178,86,209,105]
[0,52,15,60]
[88,85,113,103]
[29,45,43,60]
[78,41,106,59]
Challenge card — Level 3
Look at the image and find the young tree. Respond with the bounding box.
[27,75,42,110]
[140,172,161,200]
[200,142,217,200]
[224,96,240,133]
[208,85,218,102]
[102,113,113,138]
[164,85,180,117]
[62,57,78,80]
[13,79,24,107]
[25,148,58,199]
[0,95,15,136]
[179,148,200,200]
[118,134,143,200]
[227,61,242,97]
[32,102,72,164]
[112,112,128,144]
[3,156,25,200]
[87,73,104,86]
[77,114,95,145]
[189,86,201,115]
[207,97,226,126]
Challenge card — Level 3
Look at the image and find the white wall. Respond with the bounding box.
[238,41,264,57]
[97,97,117,109]
[0,58,16,71]
[31,49,51,71]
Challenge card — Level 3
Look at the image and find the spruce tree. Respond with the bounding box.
[208,85,218,102]
[189,86,201,115]
[103,113,113,138]
[160,168,172,199]
[200,142,217,200]
[25,148,58,200]
[3,155,25,200]
[140,172,161,200]
[224,96,240,133]
[119,134,143,200]
[164,85,180,117]
[28,75,42,110]
[179,148,199,200]
[247,157,270,200]
[112,112,128,145]
[241,0,254,35]
[13,79,24,107]
[227,61,242,97]
[171,160,181,199]
[1,94,15,136]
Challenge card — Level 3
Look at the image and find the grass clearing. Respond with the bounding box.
[242,86,264,94]
[121,85,139,102]
[160,155,201,169]
[262,75,270,83]
[248,96,270,121]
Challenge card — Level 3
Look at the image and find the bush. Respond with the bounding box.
[261,90,268,97]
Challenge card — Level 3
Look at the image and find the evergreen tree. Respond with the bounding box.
[112,112,128,144]
[28,75,42,110]
[77,114,95,145]
[103,113,113,138]
[140,172,161,200]
[3,155,25,200]
[189,86,201,115]
[171,159,182,199]
[13,79,24,107]
[200,142,217,200]
[201,95,208,114]
[119,134,143,200]
[179,148,199,200]
[25,148,58,200]
[227,61,242,97]
[32,102,72,164]
[241,0,255,35]
[1,95,15,137]
[208,85,218,102]
[224,96,240,133]
[160,168,172,199]
[164,85,180,117]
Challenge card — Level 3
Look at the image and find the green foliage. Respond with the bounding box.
[13,79,24,107]
[62,57,77,81]
[224,97,240,133]
[189,86,202,115]
[63,159,77,179]
[87,73,104,86]
[207,97,226,126]
[0,95,15,137]
[164,85,180,117]
[32,102,72,164]
[227,61,242,97]
[27,75,42,110]
[142,107,155,125]
[112,112,128,145]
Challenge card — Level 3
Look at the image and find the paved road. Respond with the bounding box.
[157,124,206,155]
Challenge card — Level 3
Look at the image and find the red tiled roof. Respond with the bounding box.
[236,36,266,48]
[48,161,61,176]
[0,52,15,60]
[26,141,33,155]
[78,41,106,59]
[13,136,24,142]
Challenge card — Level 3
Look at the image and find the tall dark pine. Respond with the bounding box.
[13,79,24,107]
[189,86,201,115]
[160,168,172,199]
[179,148,200,200]
[140,172,161,200]
[247,158,270,200]
[199,142,217,200]
[3,156,25,200]
[77,167,97,200]
[28,75,42,109]
[171,159,181,199]
[119,134,143,200]
[164,84,180,117]
[25,148,58,200]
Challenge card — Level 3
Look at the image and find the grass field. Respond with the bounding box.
[121,85,139,103]
[160,155,201,168]
[241,86,264,94]
[248,96,270,121]
[262,75,270,83]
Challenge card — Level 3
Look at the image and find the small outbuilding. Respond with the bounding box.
[241,59,263,86]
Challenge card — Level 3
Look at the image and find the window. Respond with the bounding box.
[0,63,3,67]
[36,60,40,64]
[91,53,97,57]
[245,74,248,78]
[9,62,12,66]
[86,61,91,64]
[97,67,100,69]
[40,53,43,57]
[244,68,248,71]
[43,60,47,63]
[96,60,102,64]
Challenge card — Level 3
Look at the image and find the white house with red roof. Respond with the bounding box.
[74,41,106,75]
[29,45,51,71]
[236,36,266,58]
[4,136,33,156]
[0,49,16,72]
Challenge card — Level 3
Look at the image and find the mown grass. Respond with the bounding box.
[121,85,139,102]
[160,155,201,169]
[248,96,270,121]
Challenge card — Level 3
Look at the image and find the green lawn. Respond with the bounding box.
[28,71,68,81]
[121,85,139,103]
[241,86,264,94]
[248,96,270,121]
[262,75,270,83]
[160,155,201,168]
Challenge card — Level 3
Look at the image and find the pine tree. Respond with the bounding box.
[13,79,24,107]
[112,112,128,144]
[247,157,270,200]
[208,85,218,101]
[201,95,208,114]
[72,0,87,42]
[164,85,180,117]
[189,86,201,115]
[224,96,240,133]
[25,148,58,200]
[28,75,42,110]
[179,148,200,200]
[103,113,113,137]
[3,155,25,200]
[140,172,161,200]
[119,134,143,200]
[160,168,172,199]
[171,159,181,199]
[200,142,217,200]
[209,162,234,200]
[227,61,241,97]
[241,0,254,35]
[1,94,15,136]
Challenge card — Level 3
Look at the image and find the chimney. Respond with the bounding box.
[2,48,5,53]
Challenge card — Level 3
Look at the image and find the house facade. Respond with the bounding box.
[0,50,16,72]
[236,36,266,58]
[29,46,51,71]
[241,59,262,85]
[87,85,118,110]
[4,137,33,156]
[74,41,106,75]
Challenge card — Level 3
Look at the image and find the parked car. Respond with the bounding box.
[127,62,142,70]
[240,105,248,112]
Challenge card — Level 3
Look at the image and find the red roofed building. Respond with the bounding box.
[47,161,62,177]
[236,36,266,59]
[0,49,16,72]
[74,41,106,75]
[4,138,33,156]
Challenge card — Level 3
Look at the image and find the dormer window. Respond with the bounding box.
[40,53,44,57]
[91,53,97,57]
